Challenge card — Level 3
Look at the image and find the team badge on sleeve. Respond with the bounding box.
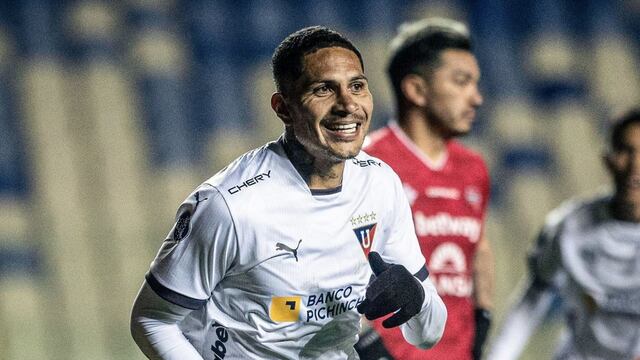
[172,191,209,242]
[173,211,191,242]
[465,186,481,211]
[351,212,378,256]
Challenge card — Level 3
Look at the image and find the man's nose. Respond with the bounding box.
[334,89,359,115]
[471,86,483,107]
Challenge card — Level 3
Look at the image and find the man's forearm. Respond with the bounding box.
[131,282,203,360]
[473,235,494,310]
[400,278,447,349]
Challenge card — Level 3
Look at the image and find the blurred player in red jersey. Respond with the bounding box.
[356,18,494,360]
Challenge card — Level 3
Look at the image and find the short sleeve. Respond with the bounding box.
[147,184,238,309]
[527,203,572,286]
[378,170,426,275]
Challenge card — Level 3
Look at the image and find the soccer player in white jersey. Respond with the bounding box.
[487,108,640,360]
[130,26,446,359]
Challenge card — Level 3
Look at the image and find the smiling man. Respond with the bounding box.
[130,26,446,360]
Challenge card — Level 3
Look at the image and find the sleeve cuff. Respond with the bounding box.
[413,264,429,282]
[145,272,207,310]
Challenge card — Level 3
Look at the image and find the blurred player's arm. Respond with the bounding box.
[485,277,559,360]
[130,282,204,360]
[486,205,568,360]
[472,233,494,359]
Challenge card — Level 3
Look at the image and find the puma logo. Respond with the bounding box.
[194,191,208,211]
[275,239,302,262]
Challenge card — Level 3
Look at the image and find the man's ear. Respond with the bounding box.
[271,93,292,126]
[400,74,428,107]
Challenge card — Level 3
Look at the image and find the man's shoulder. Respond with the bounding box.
[353,150,394,174]
[448,140,486,164]
[350,151,404,192]
[362,126,394,154]
[545,192,610,230]
[203,141,283,196]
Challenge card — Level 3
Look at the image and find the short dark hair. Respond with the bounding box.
[610,108,640,151]
[272,26,363,95]
[387,18,472,98]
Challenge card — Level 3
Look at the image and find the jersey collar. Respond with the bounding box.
[388,120,448,171]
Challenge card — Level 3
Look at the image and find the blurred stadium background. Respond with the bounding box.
[0,0,638,359]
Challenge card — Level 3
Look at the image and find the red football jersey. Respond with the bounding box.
[364,123,490,360]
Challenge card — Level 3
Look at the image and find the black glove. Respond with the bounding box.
[472,308,492,360]
[357,252,425,328]
[354,326,395,360]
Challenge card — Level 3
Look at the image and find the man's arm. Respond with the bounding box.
[399,275,447,349]
[357,252,447,349]
[130,282,204,359]
[487,202,570,360]
[485,279,558,360]
[472,234,494,359]
[130,185,237,359]
[359,168,446,348]
[473,234,494,310]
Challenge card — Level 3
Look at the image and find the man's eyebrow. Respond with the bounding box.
[452,69,472,77]
[305,75,368,87]
[452,69,479,79]
[351,75,368,82]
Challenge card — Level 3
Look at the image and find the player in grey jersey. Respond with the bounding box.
[130,26,446,359]
[487,108,640,360]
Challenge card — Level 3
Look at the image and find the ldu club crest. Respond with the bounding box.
[351,212,377,256]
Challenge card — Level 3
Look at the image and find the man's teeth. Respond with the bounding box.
[327,124,357,133]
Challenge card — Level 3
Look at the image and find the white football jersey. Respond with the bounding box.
[147,139,431,359]
[491,193,640,360]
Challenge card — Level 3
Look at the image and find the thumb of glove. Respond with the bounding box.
[368,251,391,276]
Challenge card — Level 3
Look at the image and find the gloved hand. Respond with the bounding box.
[357,251,425,328]
[354,325,395,360]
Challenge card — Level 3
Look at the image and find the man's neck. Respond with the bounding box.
[282,132,344,190]
[611,195,640,222]
[398,109,448,161]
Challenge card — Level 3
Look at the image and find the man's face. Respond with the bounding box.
[283,46,373,161]
[606,122,640,202]
[424,49,483,137]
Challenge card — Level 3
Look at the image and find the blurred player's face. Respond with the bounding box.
[606,122,640,203]
[281,47,373,162]
[423,49,482,138]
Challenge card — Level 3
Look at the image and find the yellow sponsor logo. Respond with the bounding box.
[270,296,301,322]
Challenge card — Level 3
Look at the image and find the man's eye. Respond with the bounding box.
[313,86,331,95]
[454,77,470,86]
[351,82,364,91]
